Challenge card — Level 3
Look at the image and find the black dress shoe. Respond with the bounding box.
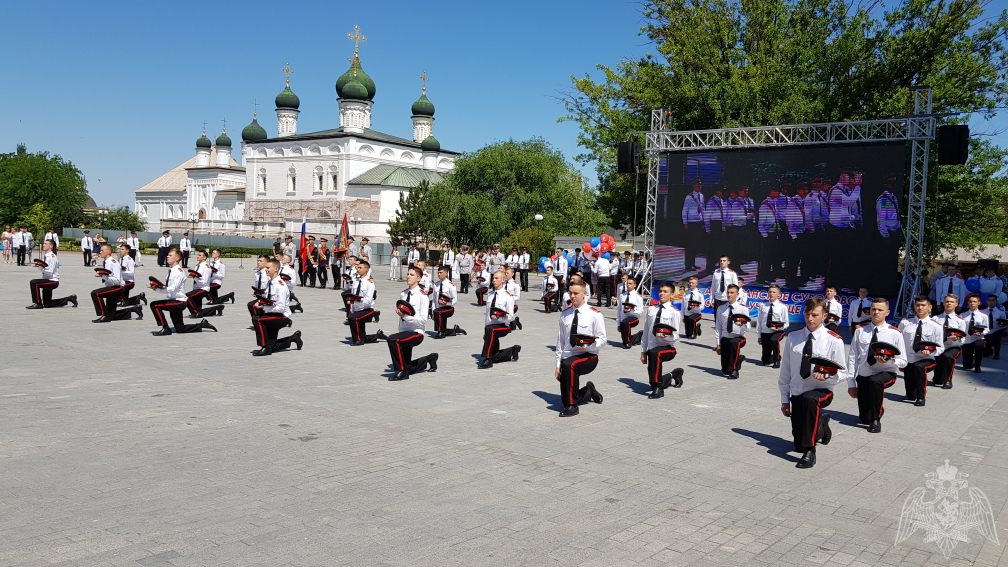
[92,316,110,323]
[648,388,664,399]
[428,353,439,372]
[153,327,172,336]
[478,359,493,369]
[434,332,444,339]
[26,303,43,309]
[455,325,466,336]
[512,344,521,361]
[215,306,225,316]
[373,311,380,323]
[514,317,522,330]
[351,340,363,346]
[772,361,780,369]
[376,330,386,341]
[587,381,602,403]
[134,305,144,320]
[253,346,272,356]
[200,319,217,332]
[622,343,631,349]
[942,381,953,389]
[819,413,832,445]
[738,355,746,367]
[69,295,78,307]
[914,398,925,407]
[796,450,816,469]
[389,370,409,381]
[697,326,702,337]
[867,419,881,433]
[558,405,579,417]
[285,318,293,328]
[729,370,739,380]
[137,292,147,305]
[292,330,303,350]
[671,368,684,388]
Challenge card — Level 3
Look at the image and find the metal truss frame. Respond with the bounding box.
[642,90,934,315]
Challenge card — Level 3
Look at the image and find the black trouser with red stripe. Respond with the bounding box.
[933,347,960,386]
[683,313,701,337]
[207,283,234,304]
[542,291,558,312]
[476,287,488,305]
[482,323,517,363]
[254,314,295,350]
[248,300,264,317]
[645,345,677,389]
[719,336,746,375]
[432,306,455,333]
[903,360,932,400]
[962,341,984,371]
[150,300,203,332]
[386,331,433,373]
[186,289,217,317]
[341,291,354,318]
[855,372,897,423]
[618,317,642,347]
[985,330,1003,358]
[790,389,833,452]
[91,285,123,317]
[760,331,786,364]
[558,353,598,407]
[119,280,135,303]
[349,308,379,343]
[29,279,71,308]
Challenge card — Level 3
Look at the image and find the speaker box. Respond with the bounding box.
[938,125,969,165]
[617,141,638,174]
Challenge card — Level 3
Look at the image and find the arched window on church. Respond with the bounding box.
[328,165,338,195]
[287,167,297,195]
[258,168,267,195]
[314,166,324,195]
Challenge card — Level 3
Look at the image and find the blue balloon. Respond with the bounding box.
[602,252,610,260]
[538,256,549,272]
[965,278,981,293]
[590,237,600,247]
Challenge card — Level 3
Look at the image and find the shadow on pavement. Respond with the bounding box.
[731,428,799,463]
[532,390,564,411]
[617,377,652,396]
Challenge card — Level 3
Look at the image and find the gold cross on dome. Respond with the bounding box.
[420,70,429,95]
[221,117,227,133]
[252,100,259,118]
[281,62,294,86]
[347,25,366,57]
[201,120,207,135]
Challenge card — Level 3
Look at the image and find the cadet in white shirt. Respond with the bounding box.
[710,255,739,331]
[617,276,645,349]
[961,294,989,372]
[473,262,491,305]
[179,232,192,268]
[518,247,531,292]
[185,250,223,319]
[505,267,523,331]
[554,280,605,417]
[386,266,439,380]
[478,271,521,369]
[43,228,59,251]
[505,247,520,278]
[347,260,384,345]
[282,236,296,268]
[844,297,907,433]
[847,287,872,330]
[824,286,843,331]
[148,249,217,335]
[80,230,94,266]
[607,251,620,302]
[552,248,569,293]
[899,296,945,406]
[714,284,749,379]
[14,226,32,266]
[930,262,966,307]
[457,245,473,293]
[117,244,146,307]
[541,266,560,313]
[406,245,421,268]
[641,281,685,396]
[359,237,373,263]
[984,294,1005,360]
[593,253,612,307]
[932,294,967,388]
[252,258,302,356]
[756,285,789,368]
[26,239,77,309]
[207,249,235,305]
[125,231,140,262]
[156,230,172,267]
[681,276,705,339]
[248,255,272,317]
[736,277,749,306]
[432,265,466,338]
[778,297,846,469]
[279,255,304,313]
[90,244,131,322]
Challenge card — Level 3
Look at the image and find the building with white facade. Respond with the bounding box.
[136,35,456,241]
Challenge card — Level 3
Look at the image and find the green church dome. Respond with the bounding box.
[421,134,440,152]
[275,82,301,110]
[196,132,212,149]
[336,60,376,100]
[341,76,369,101]
[241,117,268,142]
[215,130,232,148]
[412,93,435,117]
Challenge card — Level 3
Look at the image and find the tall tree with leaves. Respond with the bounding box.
[0,144,88,229]
[561,0,1008,258]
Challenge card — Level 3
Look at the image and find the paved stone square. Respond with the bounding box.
[1,258,1006,566]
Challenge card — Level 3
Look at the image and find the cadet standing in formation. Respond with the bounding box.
[179,232,192,268]
[714,284,749,379]
[756,285,788,368]
[899,296,944,407]
[457,245,473,293]
[984,294,1005,360]
[554,280,605,417]
[932,294,966,388]
[960,294,989,373]
[80,230,94,266]
[845,298,905,433]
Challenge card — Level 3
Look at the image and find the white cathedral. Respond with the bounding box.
[135,34,455,241]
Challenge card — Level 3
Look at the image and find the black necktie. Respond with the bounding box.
[969,314,975,334]
[913,320,922,351]
[166,269,171,286]
[799,333,814,378]
[867,327,879,365]
[765,302,773,329]
[947,277,953,294]
[490,291,497,313]
[859,300,867,317]
[569,309,580,347]
[653,304,664,335]
[727,305,734,333]
[354,280,361,297]
[720,271,726,293]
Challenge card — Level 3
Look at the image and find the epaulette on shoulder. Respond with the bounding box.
[590,306,600,313]
[888,324,900,331]
[504,290,513,297]
[368,277,374,282]
[828,330,842,339]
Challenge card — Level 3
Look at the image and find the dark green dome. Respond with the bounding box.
[241,117,268,142]
[421,134,440,152]
[336,60,375,100]
[216,130,232,148]
[275,82,300,110]
[341,76,369,101]
[412,93,435,117]
[196,133,213,149]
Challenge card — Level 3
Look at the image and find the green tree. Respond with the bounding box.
[0,144,88,229]
[561,0,1008,257]
[85,206,148,233]
[500,227,555,266]
[18,203,53,244]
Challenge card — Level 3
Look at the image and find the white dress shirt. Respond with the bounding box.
[778,325,847,403]
[710,268,739,302]
[899,316,945,364]
[555,303,607,367]
[844,322,908,382]
[641,300,682,352]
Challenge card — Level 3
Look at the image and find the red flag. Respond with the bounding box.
[299,218,307,273]
[336,214,350,253]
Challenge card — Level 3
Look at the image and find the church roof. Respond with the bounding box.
[136,148,243,194]
[248,127,459,155]
[347,164,446,188]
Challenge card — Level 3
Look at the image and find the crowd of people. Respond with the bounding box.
[13,231,1007,470]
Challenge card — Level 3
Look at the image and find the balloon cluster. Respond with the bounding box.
[581,234,616,261]
[964,277,1008,305]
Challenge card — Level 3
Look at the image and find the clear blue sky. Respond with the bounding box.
[2,0,1005,208]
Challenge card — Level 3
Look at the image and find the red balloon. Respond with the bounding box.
[582,242,592,253]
